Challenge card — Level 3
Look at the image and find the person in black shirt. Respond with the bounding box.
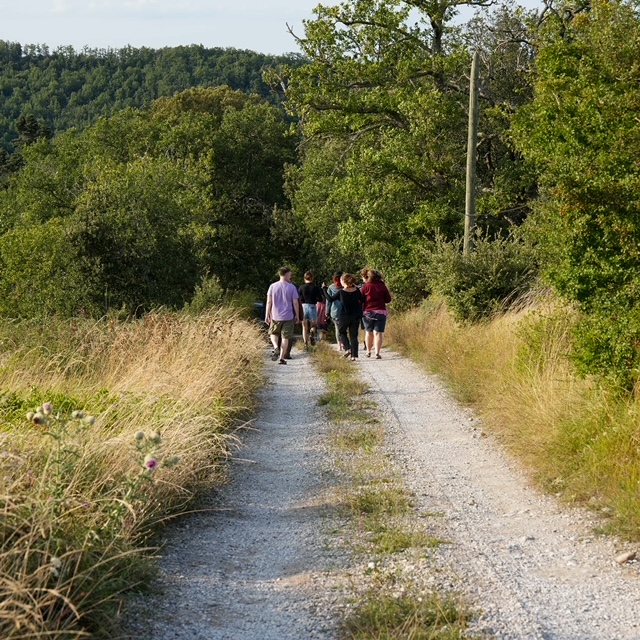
[323,273,365,360]
[298,271,325,350]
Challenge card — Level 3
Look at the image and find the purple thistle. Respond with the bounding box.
[144,456,159,471]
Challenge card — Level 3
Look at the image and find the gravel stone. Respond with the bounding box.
[122,346,640,639]
[360,350,640,639]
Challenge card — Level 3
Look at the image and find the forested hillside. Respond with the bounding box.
[0,40,303,150]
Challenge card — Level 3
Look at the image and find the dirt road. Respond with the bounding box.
[123,347,640,639]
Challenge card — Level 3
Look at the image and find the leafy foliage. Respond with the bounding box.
[272,0,540,305]
[0,87,295,316]
[512,0,640,387]
[426,232,538,322]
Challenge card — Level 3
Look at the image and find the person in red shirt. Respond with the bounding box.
[360,269,392,359]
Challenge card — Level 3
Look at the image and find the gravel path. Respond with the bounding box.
[361,350,640,639]
[123,349,347,639]
[123,346,640,639]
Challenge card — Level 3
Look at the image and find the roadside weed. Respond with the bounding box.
[343,588,470,640]
[0,308,264,638]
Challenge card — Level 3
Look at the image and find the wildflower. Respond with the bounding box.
[134,431,145,441]
[84,415,96,425]
[26,412,34,421]
[42,402,53,415]
[32,413,45,425]
[164,455,180,468]
[49,556,62,578]
[71,410,84,419]
[149,431,162,444]
[143,455,159,471]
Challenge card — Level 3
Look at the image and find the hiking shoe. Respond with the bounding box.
[375,354,382,359]
[278,359,287,365]
[271,348,279,361]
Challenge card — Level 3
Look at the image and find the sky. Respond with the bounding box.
[0,1,545,56]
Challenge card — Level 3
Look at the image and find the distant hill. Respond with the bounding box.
[0,40,303,150]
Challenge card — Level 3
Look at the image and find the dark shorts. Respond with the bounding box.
[362,311,387,333]
[268,320,295,339]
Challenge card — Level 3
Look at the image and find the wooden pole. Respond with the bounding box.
[464,51,480,256]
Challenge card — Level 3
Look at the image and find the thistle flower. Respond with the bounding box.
[164,455,180,468]
[71,410,84,419]
[134,431,145,441]
[84,415,96,425]
[149,431,162,444]
[49,556,62,578]
[42,402,53,415]
[26,412,34,421]
[143,455,158,471]
[32,413,45,425]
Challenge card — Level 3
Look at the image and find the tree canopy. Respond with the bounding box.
[269,0,538,303]
[0,86,295,316]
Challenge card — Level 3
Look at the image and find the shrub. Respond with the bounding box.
[425,232,538,322]
[183,275,225,315]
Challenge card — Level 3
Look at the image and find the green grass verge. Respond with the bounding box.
[311,342,473,640]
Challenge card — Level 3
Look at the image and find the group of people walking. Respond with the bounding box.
[264,266,392,364]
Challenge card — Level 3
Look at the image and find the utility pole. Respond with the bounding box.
[464,51,480,256]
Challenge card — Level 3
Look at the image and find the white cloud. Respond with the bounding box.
[52,1,72,14]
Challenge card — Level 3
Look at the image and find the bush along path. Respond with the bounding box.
[122,343,640,639]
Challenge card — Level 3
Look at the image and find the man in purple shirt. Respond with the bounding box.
[265,267,300,364]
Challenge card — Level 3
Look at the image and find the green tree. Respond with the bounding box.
[272,0,539,303]
[272,0,473,300]
[512,0,640,387]
[150,87,296,292]
[0,217,89,317]
[0,86,295,316]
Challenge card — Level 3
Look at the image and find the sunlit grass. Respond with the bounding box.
[0,308,265,638]
[342,589,470,640]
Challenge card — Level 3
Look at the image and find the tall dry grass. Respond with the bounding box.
[0,308,265,638]
[388,295,640,540]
